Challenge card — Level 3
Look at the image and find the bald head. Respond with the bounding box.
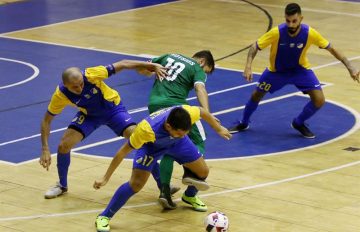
[62,67,82,84]
[62,67,84,95]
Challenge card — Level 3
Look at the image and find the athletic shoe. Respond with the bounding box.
[228,122,249,134]
[291,120,315,139]
[182,177,209,191]
[95,215,110,232]
[181,193,208,212]
[158,185,177,210]
[44,182,68,199]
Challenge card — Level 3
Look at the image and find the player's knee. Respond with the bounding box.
[251,91,264,102]
[314,98,325,108]
[58,141,72,153]
[129,178,146,193]
[196,166,209,179]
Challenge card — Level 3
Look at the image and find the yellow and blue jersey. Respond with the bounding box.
[47,65,121,116]
[129,105,200,151]
[256,23,330,72]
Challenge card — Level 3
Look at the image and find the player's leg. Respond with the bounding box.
[45,112,98,199]
[228,68,284,133]
[96,147,157,232]
[180,122,208,211]
[169,137,210,211]
[292,69,324,138]
[96,168,151,232]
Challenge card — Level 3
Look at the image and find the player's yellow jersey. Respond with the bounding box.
[256,23,329,72]
[47,65,121,116]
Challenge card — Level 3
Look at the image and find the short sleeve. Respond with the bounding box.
[182,105,201,124]
[256,27,279,50]
[308,27,330,49]
[129,120,156,149]
[84,65,110,83]
[47,86,72,115]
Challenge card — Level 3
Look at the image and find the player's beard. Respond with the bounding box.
[288,25,300,35]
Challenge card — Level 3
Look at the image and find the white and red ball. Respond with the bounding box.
[204,211,229,232]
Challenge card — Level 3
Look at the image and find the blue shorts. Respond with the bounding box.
[132,136,202,172]
[256,68,321,94]
[68,102,136,138]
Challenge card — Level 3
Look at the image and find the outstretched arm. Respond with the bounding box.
[39,112,55,171]
[112,60,168,79]
[93,142,134,189]
[194,83,210,112]
[243,43,259,82]
[326,46,359,83]
[199,107,232,140]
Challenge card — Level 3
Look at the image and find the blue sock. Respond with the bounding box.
[100,182,135,218]
[57,152,70,188]
[184,186,198,197]
[294,101,320,125]
[151,162,161,189]
[242,99,259,124]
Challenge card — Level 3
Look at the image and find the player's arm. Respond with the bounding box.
[199,107,232,140]
[112,60,168,80]
[194,83,210,111]
[243,43,259,82]
[326,46,359,82]
[93,142,134,189]
[39,112,55,171]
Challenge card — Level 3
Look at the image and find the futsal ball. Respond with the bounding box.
[204,211,229,232]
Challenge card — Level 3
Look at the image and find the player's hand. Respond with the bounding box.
[39,148,51,171]
[152,63,168,82]
[93,177,108,190]
[243,66,253,82]
[216,126,232,140]
[349,66,360,83]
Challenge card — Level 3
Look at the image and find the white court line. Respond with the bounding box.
[0,58,40,90]
[2,53,360,165]
[0,80,257,148]
[1,159,359,222]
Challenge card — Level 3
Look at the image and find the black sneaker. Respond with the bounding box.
[158,185,177,210]
[291,120,315,139]
[228,122,249,134]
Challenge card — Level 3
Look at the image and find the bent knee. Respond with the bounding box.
[197,166,209,179]
[129,179,146,193]
[58,142,72,154]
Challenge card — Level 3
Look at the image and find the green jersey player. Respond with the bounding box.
[148,50,215,212]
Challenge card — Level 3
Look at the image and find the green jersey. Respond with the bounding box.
[148,54,207,109]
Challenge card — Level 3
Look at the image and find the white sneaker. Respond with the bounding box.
[44,182,68,199]
[182,177,209,191]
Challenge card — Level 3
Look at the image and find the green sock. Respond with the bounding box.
[159,155,174,185]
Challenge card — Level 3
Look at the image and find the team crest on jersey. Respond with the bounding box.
[84,94,91,99]
[297,43,304,49]
[91,88,98,94]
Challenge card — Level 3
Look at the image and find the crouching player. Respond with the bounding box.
[93,105,231,232]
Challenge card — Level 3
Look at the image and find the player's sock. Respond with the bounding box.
[295,101,319,125]
[100,182,135,218]
[151,161,161,189]
[184,186,198,197]
[242,99,259,124]
[160,155,174,185]
[57,152,70,188]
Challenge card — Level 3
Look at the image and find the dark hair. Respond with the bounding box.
[192,50,215,73]
[285,3,301,15]
[166,107,192,131]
